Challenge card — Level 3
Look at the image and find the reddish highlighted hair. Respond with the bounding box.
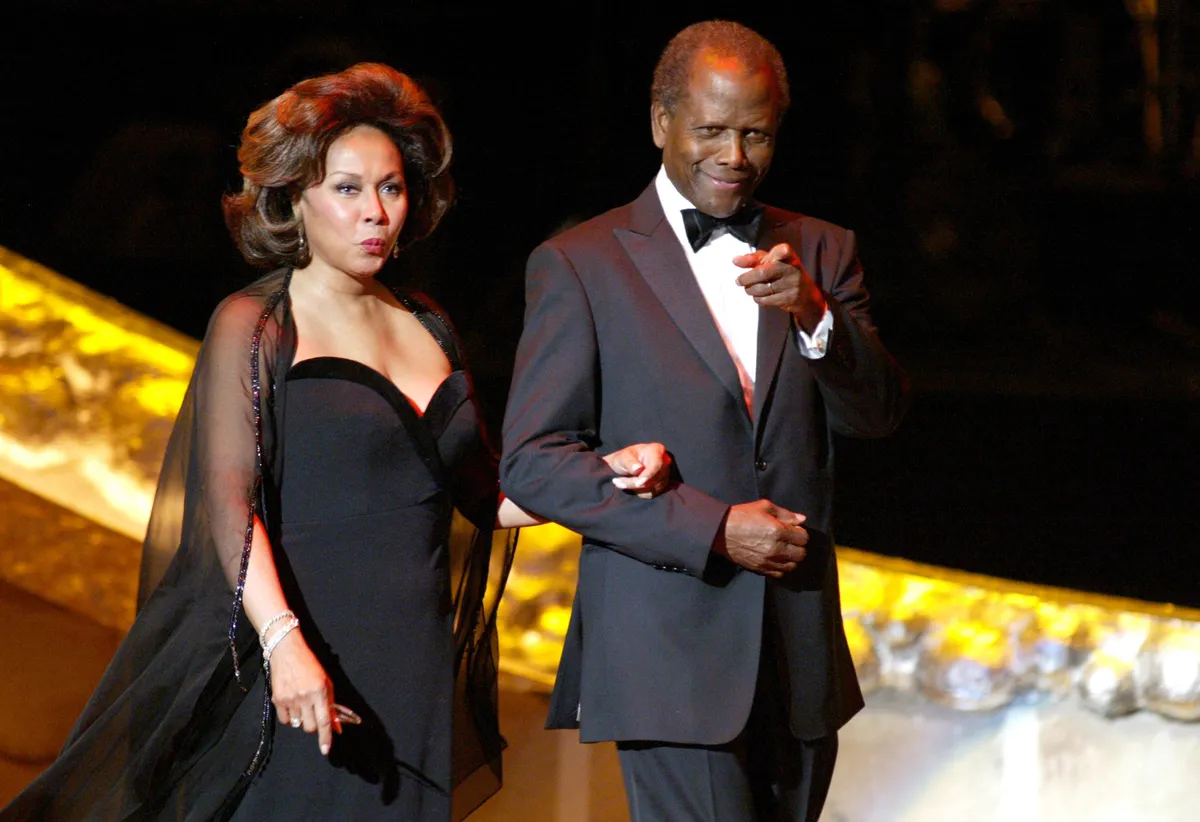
[223,62,453,269]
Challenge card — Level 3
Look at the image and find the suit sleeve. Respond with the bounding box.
[500,243,727,577]
[807,228,909,437]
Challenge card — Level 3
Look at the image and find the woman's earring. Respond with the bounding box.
[298,231,307,252]
[392,242,401,259]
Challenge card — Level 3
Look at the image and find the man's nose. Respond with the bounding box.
[716,134,747,168]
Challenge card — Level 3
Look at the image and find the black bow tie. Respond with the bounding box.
[681,206,763,252]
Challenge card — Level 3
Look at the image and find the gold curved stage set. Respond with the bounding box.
[2,245,1197,820]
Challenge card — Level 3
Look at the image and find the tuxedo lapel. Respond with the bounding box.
[753,208,796,430]
[615,184,746,413]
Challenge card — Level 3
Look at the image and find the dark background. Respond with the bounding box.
[2,2,1197,605]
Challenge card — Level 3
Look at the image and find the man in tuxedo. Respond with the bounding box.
[500,20,907,822]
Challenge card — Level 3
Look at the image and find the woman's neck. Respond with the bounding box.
[290,262,390,306]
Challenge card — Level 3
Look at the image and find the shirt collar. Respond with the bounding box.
[654,166,695,253]
[653,166,763,256]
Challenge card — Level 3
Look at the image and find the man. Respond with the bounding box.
[501,20,907,822]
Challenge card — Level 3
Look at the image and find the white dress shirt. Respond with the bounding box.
[654,167,833,415]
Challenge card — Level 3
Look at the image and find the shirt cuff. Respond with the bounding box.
[795,307,834,359]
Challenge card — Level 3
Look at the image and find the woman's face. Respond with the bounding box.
[296,125,408,279]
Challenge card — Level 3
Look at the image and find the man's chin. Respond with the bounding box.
[692,187,752,217]
[701,198,746,219]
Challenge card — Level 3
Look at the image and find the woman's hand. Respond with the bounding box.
[495,442,675,528]
[603,442,674,499]
[268,631,340,755]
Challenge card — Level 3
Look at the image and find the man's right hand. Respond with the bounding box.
[712,500,808,578]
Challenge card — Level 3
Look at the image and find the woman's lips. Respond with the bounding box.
[361,239,386,253]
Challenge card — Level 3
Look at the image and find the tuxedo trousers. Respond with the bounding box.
[615,600,839,822]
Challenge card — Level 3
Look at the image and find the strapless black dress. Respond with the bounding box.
[229,357,486,820]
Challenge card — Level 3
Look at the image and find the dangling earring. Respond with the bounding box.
[392,241,401,259]
[297,228,307,252]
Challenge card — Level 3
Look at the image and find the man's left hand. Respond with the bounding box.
[734,243,827,334]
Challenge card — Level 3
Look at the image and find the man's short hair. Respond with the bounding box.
[651,20,791,117]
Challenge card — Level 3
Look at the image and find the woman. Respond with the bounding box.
[2,63,669,821]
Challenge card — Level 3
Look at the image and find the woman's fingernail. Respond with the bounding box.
[321,743,330,755]
[630,462,642,472]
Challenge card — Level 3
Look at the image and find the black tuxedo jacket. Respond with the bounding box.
[500,181,907,744]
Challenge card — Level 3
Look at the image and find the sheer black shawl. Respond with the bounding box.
[2,269,513,821]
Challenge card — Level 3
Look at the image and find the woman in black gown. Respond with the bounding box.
[2,63,670,821]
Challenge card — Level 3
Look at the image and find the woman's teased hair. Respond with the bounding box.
[223,62,453,269]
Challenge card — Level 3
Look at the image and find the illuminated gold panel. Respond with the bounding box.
[2,244,1199,722]
[0,246,198,542]
[0,477,138,631]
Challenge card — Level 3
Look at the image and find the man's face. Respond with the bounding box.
[652,51,782,218]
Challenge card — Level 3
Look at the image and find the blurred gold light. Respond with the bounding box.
[0,246,197,543]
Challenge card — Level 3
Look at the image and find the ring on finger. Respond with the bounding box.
[290,717,302,728]
[767,281,774,295]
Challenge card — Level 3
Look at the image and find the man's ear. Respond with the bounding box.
[650,103,670,149]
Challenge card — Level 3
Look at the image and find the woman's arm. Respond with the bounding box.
[191,297,342,756]
[241,516,340,755]
[496,495,541,529]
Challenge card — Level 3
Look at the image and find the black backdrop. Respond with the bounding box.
[3,3,1198,605]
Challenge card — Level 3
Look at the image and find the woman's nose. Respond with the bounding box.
[363,190,385,222]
